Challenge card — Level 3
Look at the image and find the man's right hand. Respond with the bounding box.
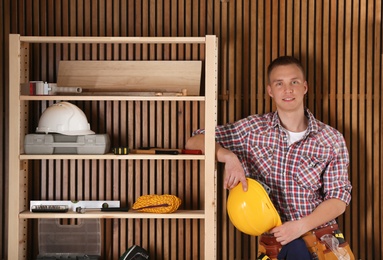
[186,134,248,191]
[219,149,248,191]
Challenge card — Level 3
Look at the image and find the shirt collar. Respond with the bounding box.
[270,108,319,134]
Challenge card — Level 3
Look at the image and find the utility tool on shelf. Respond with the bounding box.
[30,200,121,213]
[31,205,69,213]
[131,147,202,155]
[132,147,181,155]
[181,149,203,154]
[112,147,130,155]
[21,81,82,95]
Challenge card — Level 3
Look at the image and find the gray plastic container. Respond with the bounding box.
[24,134,110,154]
[37,219,101,259]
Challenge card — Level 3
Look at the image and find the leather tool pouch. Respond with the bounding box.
[258,234,282,259]
[258,225,355,260]
[302,225,355,260]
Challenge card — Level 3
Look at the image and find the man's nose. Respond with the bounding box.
[284,84,293,93]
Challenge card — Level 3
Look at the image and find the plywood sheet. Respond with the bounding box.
[57,61,202,96]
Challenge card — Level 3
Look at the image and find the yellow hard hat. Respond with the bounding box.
[227,178,282,236]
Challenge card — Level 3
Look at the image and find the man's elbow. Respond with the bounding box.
[334,199,347,215]
[185,134,204,150]
[184,138,193,149]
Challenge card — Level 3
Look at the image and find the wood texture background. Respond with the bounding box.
[1,0,382,259]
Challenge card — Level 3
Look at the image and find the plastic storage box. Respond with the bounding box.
[37,219,101,260]
[24,134,110,154]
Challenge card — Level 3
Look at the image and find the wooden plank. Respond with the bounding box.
[350,0,361,256]
[249,0,257,116]
[8,34,25,259]
[374,6,383,258]
[329,0,337,128]
[336,1,345,133]
[83,160,90,200]
[306,1,314,113]
[57,60,202,96]
[365,1,375,259]
[360,1,368,258]
[315,1,323,120]
[264,0,272,112]
[286,0,293,55]
[256,1,265,115]
[279,0,286,54]
[235,0,244,118]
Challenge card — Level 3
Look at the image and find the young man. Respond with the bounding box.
[185,56,354,259]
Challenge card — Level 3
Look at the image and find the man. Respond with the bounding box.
[185,56,354,259]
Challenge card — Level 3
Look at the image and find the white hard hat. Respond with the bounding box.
[36,102,95,135]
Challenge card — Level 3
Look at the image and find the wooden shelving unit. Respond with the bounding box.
[8,34,218,259]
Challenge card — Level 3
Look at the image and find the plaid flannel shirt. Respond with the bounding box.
[194,109,352,225]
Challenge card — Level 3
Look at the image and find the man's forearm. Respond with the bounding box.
[300,198,346,232]
[186,134,248,191]
[186,134,235,163]
[271,198,347,245]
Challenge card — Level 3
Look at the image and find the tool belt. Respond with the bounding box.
[258,224,355,260]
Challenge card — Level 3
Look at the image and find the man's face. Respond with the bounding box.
[267,64,308,112]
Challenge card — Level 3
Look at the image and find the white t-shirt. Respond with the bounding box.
[287,129,307,146]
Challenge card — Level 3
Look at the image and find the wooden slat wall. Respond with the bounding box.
[1,0,382,259]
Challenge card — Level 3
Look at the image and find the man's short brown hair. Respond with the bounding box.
[267,56,306,83]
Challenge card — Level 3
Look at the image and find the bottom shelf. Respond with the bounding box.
[18,212,209,260]
[19,209,205,219]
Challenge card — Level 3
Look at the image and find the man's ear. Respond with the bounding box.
[304,81,308,94]
[267,85,273,98]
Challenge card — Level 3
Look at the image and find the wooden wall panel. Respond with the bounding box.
[1,0,382,259]
[0,0,6,258]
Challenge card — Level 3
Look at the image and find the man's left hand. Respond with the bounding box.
[270,220,306,245]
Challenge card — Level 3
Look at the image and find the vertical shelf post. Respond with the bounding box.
[8,34,28,259]
[204,35,218,259]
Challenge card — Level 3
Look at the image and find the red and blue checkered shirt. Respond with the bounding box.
[194,109,352,225]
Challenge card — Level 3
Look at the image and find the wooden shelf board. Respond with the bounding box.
[20,154,205,160]
[20,209,205,219]
[20,95,205,101]
[19,36,207,44]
